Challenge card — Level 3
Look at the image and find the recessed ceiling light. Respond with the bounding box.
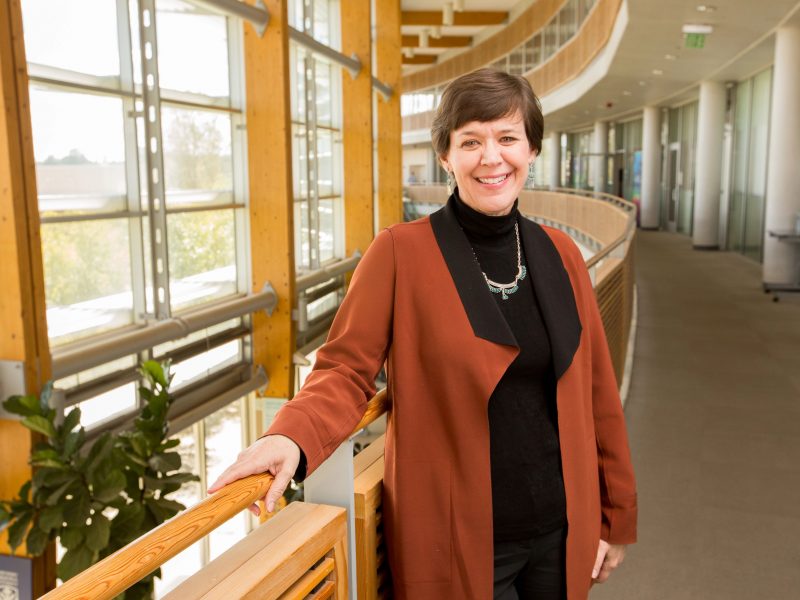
[622,90,632,96]
[652,69,663,75]
[664,54,676,60]
[638,80,647,86]
[696,4,716,12]
[683,23,714,34]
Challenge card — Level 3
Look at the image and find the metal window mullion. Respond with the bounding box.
[137,0,171,319]
[305,54,321,270]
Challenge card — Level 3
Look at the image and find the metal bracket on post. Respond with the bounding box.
[371,76,393,102]
[261,280,278,316]
[303,439,358,600]
[0,361,26,419]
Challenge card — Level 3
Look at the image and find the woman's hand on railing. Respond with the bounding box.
[208,434,301,516]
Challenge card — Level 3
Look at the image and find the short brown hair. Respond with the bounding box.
[431,68,544,158]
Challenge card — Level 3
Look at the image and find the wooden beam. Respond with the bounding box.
[402,34,471,48]
[0,0,55,592]
[376,0,404,229]
[245,0,296,399]
[401,11,507,26]
[341,0,374,261]
[402,55,438,65]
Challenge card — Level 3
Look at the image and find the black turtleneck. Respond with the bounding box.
[452,191,567,542]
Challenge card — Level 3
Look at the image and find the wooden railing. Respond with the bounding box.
[39,390,389,600]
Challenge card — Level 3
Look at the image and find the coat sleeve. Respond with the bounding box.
[265,228,396,478]
[569,239,638,545]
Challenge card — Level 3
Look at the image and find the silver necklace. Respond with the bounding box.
[474,222,527,300]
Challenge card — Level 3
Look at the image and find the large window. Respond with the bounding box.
[289,0,344,273]
[25,0,247,347]
[728,68,772,261]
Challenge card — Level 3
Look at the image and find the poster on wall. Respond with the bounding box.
[0,555,32,600]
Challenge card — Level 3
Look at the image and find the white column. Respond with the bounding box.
[548,130,561,189]
[592,121,608,194]
[764,25,800,284]
[692,81,726,248]
[640,106,661,229]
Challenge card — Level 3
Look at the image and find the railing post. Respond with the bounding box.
[304,438,358,600]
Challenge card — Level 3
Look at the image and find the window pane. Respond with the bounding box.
[156,0,230,99]
[30,87,128,214]
[204,402,246,560]
[162,108,233,203]
[317,129,335,197]
[171,340,242,390]
[75,382,137,428]
[167,209,237,310]
[315,60,333,126]
[42,219,134,344]
[22,0,120,76]
[319,199,337,263]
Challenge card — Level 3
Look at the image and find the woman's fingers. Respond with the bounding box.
[265,466,295,513]
[592,539,609,579]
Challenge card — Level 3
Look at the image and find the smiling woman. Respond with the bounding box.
[431,69,543,216]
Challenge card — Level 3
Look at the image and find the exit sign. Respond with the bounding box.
[685,33,706,48]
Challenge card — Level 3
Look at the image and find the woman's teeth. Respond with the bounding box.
[477,174,509,184]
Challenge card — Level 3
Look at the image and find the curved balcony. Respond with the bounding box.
[39,189,635,599]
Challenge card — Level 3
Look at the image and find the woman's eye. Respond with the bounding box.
[500,136,517,143]
[462,140,478,148]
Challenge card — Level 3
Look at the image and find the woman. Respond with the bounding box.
[209,69,637,599]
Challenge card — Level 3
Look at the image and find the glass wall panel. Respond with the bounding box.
[743,69,771,261]
[156,0,230,100]
[167,209,237,310]
[678,102,698,235]
[22,0,120,76]
[728,81,752,253]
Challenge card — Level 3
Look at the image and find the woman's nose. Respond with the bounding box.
[480,141,501,165]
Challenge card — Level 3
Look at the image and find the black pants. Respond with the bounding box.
[493,527,567,600]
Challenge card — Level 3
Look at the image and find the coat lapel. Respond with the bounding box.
[518,216,582,379]
[429,197,517,348]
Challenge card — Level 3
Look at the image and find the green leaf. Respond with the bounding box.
[85,513,111,552]
[109,502,145,545]
[7,512,32,551]
[26,525,49,555]
[83,433,114,477]
[0,503,10,526]
[148,452,181,474]
[92,470,127,504]
[22,415,57,438]
[60,526,84,550]
[62,488,91,523]
[45,478,77,506]
[128,434,149,458]
[31,448,60,463]
[58,544,97,581]
[140,361,168,388]
[63,429,86,458]
[38,505,64,532]
[33,467,74,491]
[160,438,180,450]
[61,407,82,435]
[39,381,54,412]
[2,394,42,417]
[144,472,197,492]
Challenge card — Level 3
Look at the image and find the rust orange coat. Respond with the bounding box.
[268,201,637,599]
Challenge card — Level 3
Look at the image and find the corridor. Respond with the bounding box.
[593,231,800,600]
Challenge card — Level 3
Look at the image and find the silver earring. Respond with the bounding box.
[447,171,456,195]
[527,163,535,188]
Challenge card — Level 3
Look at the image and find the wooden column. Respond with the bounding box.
[375,0,403,229]
[0,0,54,592]
[245,0,296,398]
[341,0,374,256]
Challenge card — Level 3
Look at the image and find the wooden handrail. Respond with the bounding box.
[41,390,389,600]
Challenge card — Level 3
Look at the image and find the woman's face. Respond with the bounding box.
[440,112,537,216]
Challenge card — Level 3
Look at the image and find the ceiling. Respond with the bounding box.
[400,0,800,132]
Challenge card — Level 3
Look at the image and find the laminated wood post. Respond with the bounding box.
[341,0,374,259]
[245,0,296,398]
[0,0,55,593]
[375,0,403,229]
